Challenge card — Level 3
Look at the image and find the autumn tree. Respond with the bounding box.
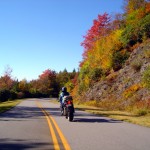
[81,13,111,62]
[123,0,146,14]
[18,79,29,92]
[121,0,150,46]
[56,69,71,91]
[0,66,14,90]
[63,69,78,93]
[38,69,58,97]
[0,66,17,101]
[29,79,42,97]
[17,79,31,98]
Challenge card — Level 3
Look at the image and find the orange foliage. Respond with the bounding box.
[130,43,141,51]
[123,84,141,98]
[136,99,150,109]
[0,75,14,90]
[146,2,150,13]
[124,0,146,14]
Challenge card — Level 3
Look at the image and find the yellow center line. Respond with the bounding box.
[36,101,60,150]
[36,101,72,150]
[49,115,72,150]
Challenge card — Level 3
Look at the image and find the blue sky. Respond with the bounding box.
[0,0,124,81]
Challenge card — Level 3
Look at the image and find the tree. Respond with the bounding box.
[0,66,14,90]
[0,66,17,101]
[81,13,111,60]
[121,0,150,47]
[18,79,29,92]
[56,69,70,89]
[123,0,146,14]
[38,69,57,97]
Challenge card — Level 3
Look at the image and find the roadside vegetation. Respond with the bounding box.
[74,104,150,128]
[50,99,150,128]
[0,100,21,113]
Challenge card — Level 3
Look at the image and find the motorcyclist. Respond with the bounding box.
[59,87,69,115]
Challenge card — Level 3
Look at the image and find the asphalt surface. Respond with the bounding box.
[0,98,150,150]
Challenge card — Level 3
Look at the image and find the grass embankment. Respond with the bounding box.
[0,100,21,113]
[75,104,150,128]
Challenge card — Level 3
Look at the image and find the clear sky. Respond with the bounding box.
[0,0,124,81]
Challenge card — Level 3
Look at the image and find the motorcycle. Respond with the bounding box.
[62,96,74,122]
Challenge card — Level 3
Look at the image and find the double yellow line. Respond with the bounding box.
[36,101,71,150]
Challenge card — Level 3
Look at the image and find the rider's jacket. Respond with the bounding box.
[59,91,69,104]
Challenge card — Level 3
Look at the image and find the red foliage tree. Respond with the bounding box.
[38,69,57,96]
[81,13,110,51]
[39,69,56,80]
[81,13,111,61]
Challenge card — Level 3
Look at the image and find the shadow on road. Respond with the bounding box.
[0,138,53,150]
[0,99,122,125]
[44,107,123,124]
[74,117,122,123]
[0,106,45,120]
[45,107,61,117]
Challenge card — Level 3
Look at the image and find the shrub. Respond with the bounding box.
[92,95,124,110]
[123,84,141,98]
[10,91,17,100]
[136,109,148,116]
[144,49,150,58]
[139,14,150,39]
[112,50,129,71]
[121,25,136,47]
[131,60,142,71]
[106,72,118,83]
[17,92,25,99]
[0,90,10,102]
[89,68,104,82]
[142,66,150,89]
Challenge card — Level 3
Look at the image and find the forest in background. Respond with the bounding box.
[0,0,150,113]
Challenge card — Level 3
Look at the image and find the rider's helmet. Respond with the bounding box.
[62,87,67,92]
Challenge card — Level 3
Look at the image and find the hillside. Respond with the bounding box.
[81,41,150,111]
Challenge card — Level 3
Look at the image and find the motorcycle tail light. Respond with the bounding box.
[68,100,71,104]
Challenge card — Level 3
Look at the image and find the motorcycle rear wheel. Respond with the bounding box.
[68,112,74,122]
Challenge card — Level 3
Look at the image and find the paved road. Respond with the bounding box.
[0,98,150,150]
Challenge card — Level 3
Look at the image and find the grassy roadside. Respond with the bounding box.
[49,99,150,128]
[0,100,22,114]
[75,104,150,128]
